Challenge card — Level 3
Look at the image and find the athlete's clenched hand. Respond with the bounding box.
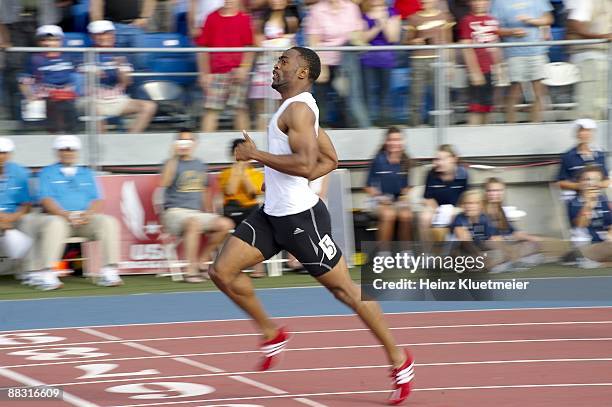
[235,130,257,161]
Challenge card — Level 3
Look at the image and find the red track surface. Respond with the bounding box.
[1,307,611,406]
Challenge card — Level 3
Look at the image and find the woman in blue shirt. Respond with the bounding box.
[365,127,413,248]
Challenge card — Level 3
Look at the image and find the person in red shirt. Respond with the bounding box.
[458,0,500,125]
[196,0,255,132]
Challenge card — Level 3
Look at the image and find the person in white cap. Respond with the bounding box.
[83,20,157,133]
[557,118,610,200]
[28,135,122,288]
[19,25,78,134]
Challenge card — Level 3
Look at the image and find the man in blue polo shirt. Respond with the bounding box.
[0,138,32,229]
[558,118,609,200]
[567,165,612,268]
[34,135,122,287]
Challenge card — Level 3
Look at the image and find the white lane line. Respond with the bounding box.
[5,337,612,369]
[106,383,612,407]
[42,358,612,387]
[80,328,324,407]
[4,320,612,351]
[2,305,611,333]
[172,357,225,373]
[293,397,329,407]
[228,375,288,395]
[0,366,99,407]
[123,342,169,356]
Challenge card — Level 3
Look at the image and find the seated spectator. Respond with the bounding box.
[492,0,553,124]
[360,0,401,127]
[419,144,468,243]
[483,177,543,268]
[19,25,78,134]
[29,135,123,289]
[90,0,156,47]
[365,127,414,250]
[249,0,298,130]
[458,0,500,125]
[0,138,34,273]
[306,0,365,128]
[557,119,609,200]
[567,165,612,268]
[566,0,612,120]
[159,128,234,282]
[83,20,157,133]
[196,0,254,132]
[403,0,454,127]
[219,138,265,277]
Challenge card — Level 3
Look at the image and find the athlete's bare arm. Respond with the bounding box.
[236,102,318,178]
[309,128,338,181]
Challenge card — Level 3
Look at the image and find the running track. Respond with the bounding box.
[1,288,612,406]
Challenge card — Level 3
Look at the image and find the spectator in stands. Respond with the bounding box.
[360,0,401,127]
[557,118,609,200]
[19,25,78,134]
[31,135,123,289]
[451,189,497,244]
[458,0,500,125]
[566,0,612,121]
[84,20,157,133]
[419,144,468,243]
[219,138,265,277]
[492,0,553,124]
[0,137,33,240]
[567,165,612,268]
[447,0,470,41]
[365,127,414,248]
[188,0,223,39]
[90,0,156,48]
[306,0,365,128]
[404,0,454,127]
[196,0,254,132]
[0,0,37,121]
[249,0,298,130]
[160,128,234,282]
[394,0,421,20]
[483,177,543,269]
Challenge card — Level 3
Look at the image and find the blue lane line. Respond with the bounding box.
[2,287,612,331]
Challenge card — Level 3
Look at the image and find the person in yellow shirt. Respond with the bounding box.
[219,138,265,277]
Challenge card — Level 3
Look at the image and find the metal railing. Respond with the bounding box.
[2,39,610,168]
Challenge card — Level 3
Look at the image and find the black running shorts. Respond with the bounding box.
[233,199,343,277]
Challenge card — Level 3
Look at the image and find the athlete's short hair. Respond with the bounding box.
[291,46,321,82]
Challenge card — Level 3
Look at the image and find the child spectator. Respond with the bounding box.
[360,0,401,127]
[365,127,414,248]
[458,0,500,125]
[567,165,612,268]
[404,0,454,126]
[19,25,78,134]
[451,189,497,244]
[196,0,254,132]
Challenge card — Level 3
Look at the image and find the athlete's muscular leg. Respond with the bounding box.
[209,236,278,339]
[316,256,405,368]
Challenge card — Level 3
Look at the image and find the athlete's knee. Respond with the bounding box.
[328,284,360,307]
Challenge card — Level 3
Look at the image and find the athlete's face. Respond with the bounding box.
[272,49,307,90]
[577,127,593,145]
[485,182,504,204]
[433,151,456,174]
[385,132,404,154]
[463,195,482,218]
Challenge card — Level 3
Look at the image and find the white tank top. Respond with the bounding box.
[264,92,320,216]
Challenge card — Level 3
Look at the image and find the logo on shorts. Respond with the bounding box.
[293,227,304,235]
[318,234,337,260]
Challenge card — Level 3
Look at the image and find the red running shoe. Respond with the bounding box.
[258,327,290,371]
[388,350,415,405]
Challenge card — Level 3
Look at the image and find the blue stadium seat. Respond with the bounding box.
[549,27,568,62]
[63,32,90,65]
[133,33,196,85]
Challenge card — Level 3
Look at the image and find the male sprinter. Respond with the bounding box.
[209,47,414,405]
